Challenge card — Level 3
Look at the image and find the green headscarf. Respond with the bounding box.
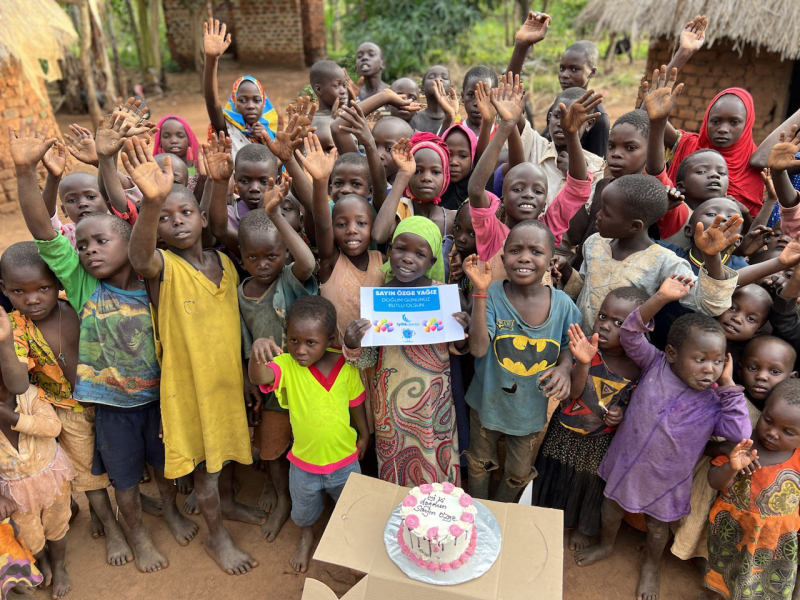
[380,216,445,283]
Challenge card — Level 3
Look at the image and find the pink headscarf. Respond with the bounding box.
[443,123,478,165]
[154,115,200,163]
[405,132,451,205]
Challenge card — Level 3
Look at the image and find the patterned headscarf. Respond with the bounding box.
[153,116,200,163]
[223,75,278,140]
[405,132,450,205]
[380,216,445,283]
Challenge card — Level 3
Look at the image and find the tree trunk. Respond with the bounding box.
[125,0,145,72]
[149,0,164,92]
[107,5,129,98]
[79,1,103,128]
[92,1,118,107]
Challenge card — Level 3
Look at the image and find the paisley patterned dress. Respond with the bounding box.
[705,449,800,599]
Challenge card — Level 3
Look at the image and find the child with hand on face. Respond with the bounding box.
[532,287,648,550]
[576,276,751,600]
[463,220,580,503]
[704,380,800,600]
[411,65,455,135]
[387,78,420,124]
[249,296,369,574]
[371,117,414,191]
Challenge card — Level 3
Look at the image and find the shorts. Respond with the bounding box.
[56,406,109,492]
[254,411,292,461]
[289,460,360,527]
[13,480,71,555]
[92,402,165,490]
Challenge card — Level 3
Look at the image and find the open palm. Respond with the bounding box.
[8,120,57,167]
[121,139,173,201]
[695,214,743,255]
[567,324,598,365]
[679,15,707,53]
[462,254,492,292]
[295,134,337,181]
[768,126,800,172]
[729,439,757,472]
[203,18,231,57]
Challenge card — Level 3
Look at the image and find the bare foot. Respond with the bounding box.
[183,490,200,515]
[636,559,660,600]
[89,506,104,539]
[69,498,79,524]
[575,543,613,567]
[105,525,134,566]
[140,467,151,484]
[206,530,258,575]
[36,550,52,587]
[258,480,278,513]
[130,530,169,573]
[163,505,199,546]
[175,475,193,495]
[569,529,592,551]
[261,494,290,542]
[221,498,267,525]
[291,528,314,573]
[51,562,71,599]
[141,493,163,517]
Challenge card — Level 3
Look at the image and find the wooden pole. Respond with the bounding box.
[79,0,103,128]
[92,1,118,107]
[149,0,164,91]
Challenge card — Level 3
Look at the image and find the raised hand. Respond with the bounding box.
[251,337,282,365]
[263,175,292,218]
[657,274,695,302]
[338,101,373,146]
[738,225,777,257]
[391,138,415,178]
[203,18,231,58]
[202,132,234,182]
[462,254,492,293]
[679,15,708,53]
[96,113,134,157]
[291,96,318,134]
[761,168,777,200]
[383,88,422,113]
[8,119,58,168]
[515,11,551,45]
[64,124,98,165]
[728,439,758,472]
[560,89,603,135]
[264,112,308,163]
[344,318,371,349]
[433,79,459,120]
[642,65,684,122]
[42,142,67,178]
[475,81,496,123]
[768,125,800,172]
[111,97,156,137]
[294,133,338,182]
[666,186,686,211]
[695,214,744,256]
[344,71,362,101]
[490,72,525,123]
[567,323,599,365]
[120,137,173,204]
[779,235,800,267]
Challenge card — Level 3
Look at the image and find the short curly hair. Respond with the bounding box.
[769,379,800,408]
[612,109,650,139]
[287,296,338,340]
[612,174,669,227]
[667,312,726,352]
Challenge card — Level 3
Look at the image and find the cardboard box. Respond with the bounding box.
[302,473,563,600]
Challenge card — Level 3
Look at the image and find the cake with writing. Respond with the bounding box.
[397,482,478,572]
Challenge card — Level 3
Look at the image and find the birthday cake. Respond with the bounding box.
[397,482,478,572]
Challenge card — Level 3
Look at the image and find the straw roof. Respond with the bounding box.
[0,0,77,97]
[575,0,800,60]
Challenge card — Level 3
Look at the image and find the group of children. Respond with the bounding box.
[2,10,800,600]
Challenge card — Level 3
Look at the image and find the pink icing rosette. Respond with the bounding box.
[441,563,451,572]
[427,526,439,540]
[442,482,455,493]
[427,562,439,572]
[405,514,420,529]
[460,512,474,524]
[449,524,464,537]
[450,560,462,569]
[459,493,474,507]
[419,484,433,494]
[402,495,417,507]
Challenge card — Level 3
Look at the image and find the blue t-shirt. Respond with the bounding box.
[465,282,581,435]
[657,242,749,276]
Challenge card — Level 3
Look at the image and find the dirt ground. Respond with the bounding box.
[6,60,703,599]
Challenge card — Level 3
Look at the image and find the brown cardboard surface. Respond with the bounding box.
[309,473,564,600]
[303,578,368,600]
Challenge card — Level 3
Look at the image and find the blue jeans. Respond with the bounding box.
[289,459,361,527]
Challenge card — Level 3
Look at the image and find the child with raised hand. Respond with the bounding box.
[355,42,389,100]
[344,217,470,486]
[153,115,203,191]
[463,220,580,502]
[203,19,278,157]
[766,125,800,238]
[704,380,800,600]
[0,307,74,599]
[249,296,369,573]
[124,136,263,576]
[576,276,751,600]
[532,287,648,550]
[387,78,420,123]
[411,65,454,135]
[461,66,499,139]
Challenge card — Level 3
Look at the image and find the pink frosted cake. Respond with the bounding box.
[396,482,478,572]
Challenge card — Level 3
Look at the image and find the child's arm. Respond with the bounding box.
[566,324,597,400]
[0,308,30,395]
[559,90,603,182]
[707,439,757,491]
[331,90,420,154]
[64,124,99,168]
[95,112,138,214]
[767,126,800,220]
[202,134,240,255]
[747,169,779,231]
[41,142,66,218]
[122,138,175,280]
[463,255,493,358]
[694,214,744,281]
[432,79,459,131]
[733,235,800,288]
[507,11,550,81]
[769,266,800,350]
[371,139,414,244]
[336,102,387,210]
[639,274,695,325]
[263,175,315,283]
[248,338,282,386]
[350,402,369,460]
[751,106,800,170]
[294,134,340,281]
[643,66,683,178]
[474,82,496,163]
[10,120,60,241]
[202,18,233,135]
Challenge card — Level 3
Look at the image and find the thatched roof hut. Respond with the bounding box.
[576,0,800,141]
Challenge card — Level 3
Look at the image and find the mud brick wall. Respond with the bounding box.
[300,0,326,66]
[230,0,305,67]
[0,60,59,212]
[646,37,792,143]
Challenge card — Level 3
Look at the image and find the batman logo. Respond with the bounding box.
[493,335,559,377]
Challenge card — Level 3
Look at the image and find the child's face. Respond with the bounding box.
[462,77,492,125]
[387,79,419,122]
[409,148,444,202]
[236,161,278,210]
[157,193,206,250]
[330,164,371,203]
[314,71,349,108]
[74,218,131,280]
[707,95,747,149]
[453,205,476,258]
[281,194,303,233]
[665,331,727,390]
[239,228,288,286]
[0,265,60,322]
[356,42,384,77]
[235,81,265,127]
[755,396,800,452]
[372,121,406,179]
[593,295,640,351]
[558,49,595,90]
[596,183,636,240]
[445,129,472,183]
[331,196,373,257]
[423,66,451,98]
[685,198,742,245]
[287,319,334,368]
[607,123,647,177]
[156,154,189,186]
[716,287,771,342]
[501,226,555,288]
[388,233,435,283]
[740,340,797,402]
[678,153,729,205]
[549,98,591,147]
[159,119,189,159]
[59,174,107,224]
[502,164,548,224]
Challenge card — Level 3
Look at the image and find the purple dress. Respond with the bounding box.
[597,307,750,522]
